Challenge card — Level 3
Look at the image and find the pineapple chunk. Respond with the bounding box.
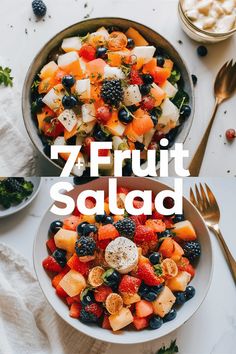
[174,220,197,241]
[166,271,191,292]
[59,270,86,297]
[109,307,133,331]
[54,228,77,253]
[152,286,176,318]
[122,293,141,305]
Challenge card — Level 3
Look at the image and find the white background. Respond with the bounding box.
[0,0,236,176]
[0,177,236,354]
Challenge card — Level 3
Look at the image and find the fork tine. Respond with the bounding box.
[190,187,198,208]
[199,183,210,209]
[195,185,203,211]
[205,183,218,209]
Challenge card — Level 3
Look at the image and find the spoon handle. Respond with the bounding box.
[188,99,219,176]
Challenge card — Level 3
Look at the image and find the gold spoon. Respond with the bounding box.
[189,60,236,176]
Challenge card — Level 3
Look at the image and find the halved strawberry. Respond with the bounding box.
[42,256,63,273]
[134,225,157,244]
[70,302,82,318]
[137,262,163,286]
[85,303,103,318]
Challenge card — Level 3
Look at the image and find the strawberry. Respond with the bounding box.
[151,211,164,220]
[70,302,82,318]
[67,254,90,276]
[177,257,195,277]
[119,275,141,294]
[79,44,96,61]
[46,238,57,253]
[73,206,81,217]
[96,239,111,250]
[85,303,103,318]
[130,69,143,85]
[133,316,149,330]
[102,315,112,330]
[137,262,163,286]
[130,215,142,228]
[66,296,81,306]
[141,96,156,111]
[56,285,68,298]
[134,225,157,244]
[42,256,63,273]
[98,149,110,157]
[94,285,113,302]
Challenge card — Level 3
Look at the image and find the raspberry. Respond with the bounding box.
[85,303,103,319]
[137,262,163,286]
[94,285,113,302]
[118,275,141,294]
[79,45,96,61]
[134,225,157,244]
[130,69,143,85]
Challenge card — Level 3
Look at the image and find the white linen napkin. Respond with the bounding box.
[0,243,110,354]
[0,57,36,176]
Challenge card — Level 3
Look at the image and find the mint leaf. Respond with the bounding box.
[0,66,13,87]
[157,340,179,354]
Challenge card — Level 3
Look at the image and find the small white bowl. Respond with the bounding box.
[0,177,42,218]
[33,177,213,344]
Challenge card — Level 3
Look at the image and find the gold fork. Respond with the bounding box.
[189,60,236,176]
[190,183,236,284]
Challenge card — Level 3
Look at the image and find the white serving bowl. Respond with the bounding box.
[33,177,213,344]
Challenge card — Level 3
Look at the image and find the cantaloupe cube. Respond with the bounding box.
[59,270,86,297]
[54,228,77,253]
[166,271,191,292]
[152,286,176,318]
[40,61,58,80]
[174,220,197,241]
[122,293,141,305]
[109,308,133,331]
[125,27,149,46]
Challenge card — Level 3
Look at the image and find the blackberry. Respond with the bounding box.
[79,308,97,323]
[75,236,96,257]
[32,0,47,18]
[4,178,24,193]
[114,218,135,238]
[101,80,123,107]
[183,241,201,262]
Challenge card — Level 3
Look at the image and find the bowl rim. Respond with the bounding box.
[22,17,195,175]
[178,0,236,37]
[33,177,213,344]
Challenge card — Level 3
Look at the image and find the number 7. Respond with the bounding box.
[51,145,82,177]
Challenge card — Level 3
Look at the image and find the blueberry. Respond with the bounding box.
[81,289,95,306]
[139,84,151,96]
[157,55,165,67]
[118,108,133,124]
[138,282,149,297]
[62,75,75,89]
[82,224,98,236]
[95,213,107,223]
[151,115,158,127]
[96,47,108,59]
[49,220,63,235]
[175,291,186,305]
[122,160,133,176]
[143,291,157,302]
[134,141,145,151]
[158,229,173,238]
[149,252,161,265]
[77,222,89,236]
[149,316,163,329]
[185,286,196,301]
[150,107,162,118]
[35,95,44,112]
[103,269,120,286]
[180,105,191,119]
[173,214,185,223]
[197,45,208,57]
[62,95,78,109]
[163,308,177,322]
[103,216,114,225]
[93,126,110,141]
[191,74,198,86]
[127,105,139,113]
[52,249,67,267]
[127,38,135,49]
[142,74,154,85]
[152,284,164,295]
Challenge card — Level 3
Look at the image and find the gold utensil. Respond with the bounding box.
[189,60,236,176]
[190,183,236,284]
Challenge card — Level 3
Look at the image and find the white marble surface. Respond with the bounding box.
[1,0,236,176]
[0,177,236,354]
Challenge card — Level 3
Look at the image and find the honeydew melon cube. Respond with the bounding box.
[58,51,80,69]
[173,220,197,241]
[109,307,134,331]
[57,109,78,132]
[54,228,77,253]
[104,66,126,80]
[123,85,142,106]
[62,37,82,52]
[152,286,176,318]
[42,88,62,112]
[158,98,180,126]
[40,61,58,79]
[81,103,96,123]
[162,81,178,98]
[131,46,156,64]
[59,270,86,297]
[75,79,91,100]
[166,271,191,292]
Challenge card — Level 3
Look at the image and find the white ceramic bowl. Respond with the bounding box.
[33,177,213,344]
[0,177,42,218]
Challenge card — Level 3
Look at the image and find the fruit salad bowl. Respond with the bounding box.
[33,177,212,344]
[22,17,194,176]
